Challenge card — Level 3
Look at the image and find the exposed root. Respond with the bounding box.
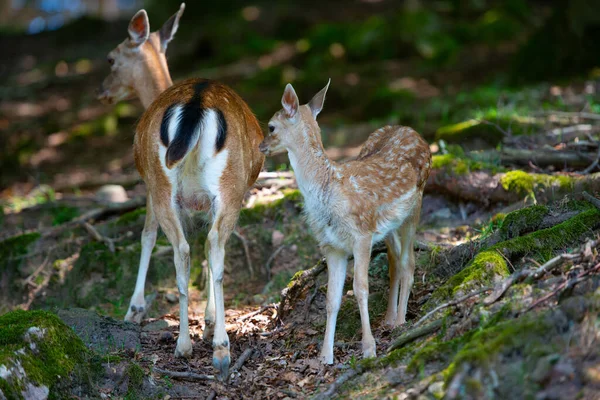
[387,318,446,353]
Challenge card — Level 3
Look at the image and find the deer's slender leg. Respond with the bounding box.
[202,254,215,342]
[353,236,376,359]
[384,231,402,326]
[206,200,239,380]
[125,195,158,323]
[154,197,193,358]
[396,205,420,326]
[319,249,348,364]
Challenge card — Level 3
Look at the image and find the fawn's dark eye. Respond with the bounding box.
[268,124,275,133]
[108,57,115,66]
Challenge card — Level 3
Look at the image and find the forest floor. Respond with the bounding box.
[2,4,600,399]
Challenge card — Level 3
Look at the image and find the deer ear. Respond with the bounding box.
[128,10,150,46]
[308,79,330,119]
[159,3,185,53]
[281,84,299,119]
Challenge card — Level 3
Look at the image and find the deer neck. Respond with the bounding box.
[135,58,173,108]
[287,126,335,205]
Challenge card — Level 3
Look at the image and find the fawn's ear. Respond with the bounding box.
[308,79,330,119]
[159,3,185,53]
[128,10,150,46]
[281,84,299,119]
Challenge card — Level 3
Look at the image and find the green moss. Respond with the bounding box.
[337,292,387,341]
[443,312,558,385]
[239,190,303,225]
[499,205,549,239]
[435,115,542,145]
[0,310,95,398]
[0,232,40,260]
[431,150,503,176]
[500,170,576,196]
[125,362,144,398]
[115,208,146,226]
[429,208,600,304]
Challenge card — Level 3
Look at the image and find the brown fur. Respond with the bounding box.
[260,82,431,363]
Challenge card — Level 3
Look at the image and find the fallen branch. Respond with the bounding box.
[526,262,600,312]
[233,229,255,278]
[387,318,445,353]
[153,368,214,381]
[412,287,491,329]
[237,304,276,322]
[265,245,285,281]
[228,348,254,381]
[583,191,600,210]
[426,169,600,206]
[484,238,595,305]
[313,367,362,400]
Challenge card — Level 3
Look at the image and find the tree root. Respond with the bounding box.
[153,368,214,381]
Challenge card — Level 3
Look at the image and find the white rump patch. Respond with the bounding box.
[166,105,183,145]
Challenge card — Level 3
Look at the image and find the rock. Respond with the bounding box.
[142,320,169,332]
[159,331,174,343]
[96,185,129,204]
[532,354,560,383]
[430,207,452,221]
[428,381,444,398]
[58,308,140,353]
[272,230,285,247]
[559,296,589,322]
[165,293,178,303]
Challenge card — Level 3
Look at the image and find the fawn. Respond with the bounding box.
[259,81,431,364]
[97,4,184,108]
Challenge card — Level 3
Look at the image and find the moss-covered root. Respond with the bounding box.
[428,208,600,305]
[0,310,96,400]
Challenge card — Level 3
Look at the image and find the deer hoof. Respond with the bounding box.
[124,304,146,324]
[174,337,193,359]
[212,345,230,381]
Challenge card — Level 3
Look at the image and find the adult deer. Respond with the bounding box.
[99,5,265,379]
[259,81,431,364]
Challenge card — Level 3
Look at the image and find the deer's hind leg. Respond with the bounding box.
[384,230,402,326]
[152,192,193,358]
[125,194,158,324]
[394,201,421,327]
[206,198,241,380]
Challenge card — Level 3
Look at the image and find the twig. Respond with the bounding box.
[83,222,116,252]
[206,390,217,400]
[582,146,600,174]
[313,367,362,400]
[22,252,52,288]
[153,368,214,381]
[237,304,275,322]
[535,110,600,121]
[228,348,254,381]
[527,262,600,311]
[233,229,254,278]
[583,191,600,210]
[412,287,491,329]
[387,318,445,353]
[304,284,320,321]
[265,245,285,281]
